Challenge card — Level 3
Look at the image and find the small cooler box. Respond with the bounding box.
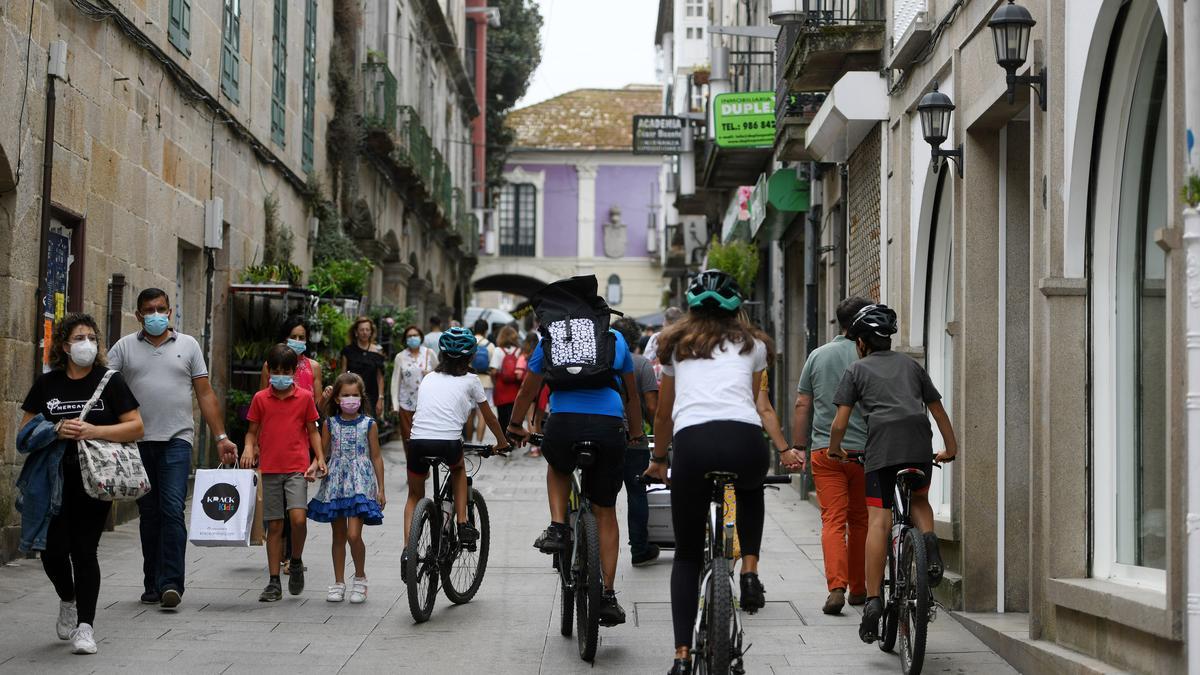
[647,478,675,548]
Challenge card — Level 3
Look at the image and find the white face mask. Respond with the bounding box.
[70,339,98,367]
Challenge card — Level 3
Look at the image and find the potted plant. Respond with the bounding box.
[309,258,374,299]
[693,65,711,86]
[705,237,760,296]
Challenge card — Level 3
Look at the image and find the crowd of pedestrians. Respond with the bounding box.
[12,273,958,671]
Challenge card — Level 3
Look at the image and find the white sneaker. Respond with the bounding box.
[69,623,97,655]
[349,577,368,604]
[326,583,346,602]
[56,601,77,640]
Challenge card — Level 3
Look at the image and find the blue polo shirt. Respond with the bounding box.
[528,329,633,418]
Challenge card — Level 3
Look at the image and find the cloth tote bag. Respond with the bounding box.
[188,467,258,547]
[75,370,151,502]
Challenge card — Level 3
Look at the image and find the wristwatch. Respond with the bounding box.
[649,454,669,465]
[216,433,228,443]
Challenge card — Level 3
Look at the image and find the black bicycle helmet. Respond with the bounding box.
[438,326,478,358]
[685,269,745,313]
[848,304,898,339]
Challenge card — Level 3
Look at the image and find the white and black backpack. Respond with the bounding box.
[531,275,623,391]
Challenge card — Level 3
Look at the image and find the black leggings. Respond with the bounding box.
[42,456,112,627]
[669,421,769,647]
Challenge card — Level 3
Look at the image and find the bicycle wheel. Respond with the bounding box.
[879,541,899,653]
[442,488,490,604]
[693,557,733,675]
[575,511,602,662]
[558,549,575,637]
[898,528,929,675]
[404,498,439,623]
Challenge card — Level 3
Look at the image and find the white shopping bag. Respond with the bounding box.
[188,468,258,547]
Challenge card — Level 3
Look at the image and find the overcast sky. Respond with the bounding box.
[516,0,659,108]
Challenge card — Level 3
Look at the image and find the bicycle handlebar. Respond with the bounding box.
[461,442,508,459]
[836,450,953,466]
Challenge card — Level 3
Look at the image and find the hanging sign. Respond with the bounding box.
[713,92,776,148]
[632,115,686,154]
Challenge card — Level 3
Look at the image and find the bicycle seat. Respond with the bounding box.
[895,468,926,489]
[705,471,738,485]
[574,440,597,469]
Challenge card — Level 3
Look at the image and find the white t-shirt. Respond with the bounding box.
[410,372,487,441]
[662,339,767,433]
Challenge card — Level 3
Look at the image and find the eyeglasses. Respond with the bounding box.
[69,334,99,343]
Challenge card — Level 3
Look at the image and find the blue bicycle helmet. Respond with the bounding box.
[438,326,478,358]
[686,269,745,313]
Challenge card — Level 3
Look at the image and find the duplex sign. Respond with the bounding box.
[632,115,686,154]
[713,92,775,148]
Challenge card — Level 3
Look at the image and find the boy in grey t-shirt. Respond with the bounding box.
[827,304,958,645]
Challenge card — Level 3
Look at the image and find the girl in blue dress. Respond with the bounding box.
[308,373,385,604]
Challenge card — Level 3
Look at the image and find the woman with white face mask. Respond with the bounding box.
[17,313,143,656]
[390,324,438,445]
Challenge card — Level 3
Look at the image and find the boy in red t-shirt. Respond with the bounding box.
[241,344,324,602]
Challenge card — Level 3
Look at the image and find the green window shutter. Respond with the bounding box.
[221,0,241,104]
[271,0,287,146]
[168,0,191,56]
[301,0,317,172]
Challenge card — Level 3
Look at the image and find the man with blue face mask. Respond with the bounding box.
[108,288,239,610]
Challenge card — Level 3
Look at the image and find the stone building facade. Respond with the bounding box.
[0,0,480,560]
[780,0,1193,672]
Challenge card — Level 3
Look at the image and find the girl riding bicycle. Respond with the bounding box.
[825,304,958,644]
[642,270,791,675]
[404,328,511,548]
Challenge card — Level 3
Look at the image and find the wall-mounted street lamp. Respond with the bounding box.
[988,0,1047,110]
[918,81,963,177]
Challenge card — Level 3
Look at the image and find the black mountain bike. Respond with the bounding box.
[645,471,792,674]
[530,433,606,662]
[402,443,498,623]
[848,452,942,675]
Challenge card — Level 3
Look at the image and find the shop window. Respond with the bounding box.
[1089,5,1168,585]
[923,170,954,519]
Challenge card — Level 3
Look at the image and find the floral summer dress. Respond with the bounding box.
[307,415,383,525]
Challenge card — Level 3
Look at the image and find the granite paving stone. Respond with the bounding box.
[0,440,1016,673]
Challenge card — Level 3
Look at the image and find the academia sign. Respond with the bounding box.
[632,115,686,154]
[713,92,776,148]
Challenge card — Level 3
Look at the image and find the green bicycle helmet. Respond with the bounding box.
[438,326,478,358]
[686,269,745,313]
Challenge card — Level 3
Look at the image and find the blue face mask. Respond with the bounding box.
[269,374,294,390]
[406,336,422,349]
[287,338,307,355]
[143,312,170,337]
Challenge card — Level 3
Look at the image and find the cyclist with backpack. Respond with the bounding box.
[825,304,958,644]
[491,326,526,432]
[640,270,791,675]
[508,275,645,628]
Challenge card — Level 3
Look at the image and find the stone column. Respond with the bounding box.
[576,162,598,274]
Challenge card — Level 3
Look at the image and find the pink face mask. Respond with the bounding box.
[339,396,361,414]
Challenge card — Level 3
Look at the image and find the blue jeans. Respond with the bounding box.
[622,445,651,556]
[137,439,191,594]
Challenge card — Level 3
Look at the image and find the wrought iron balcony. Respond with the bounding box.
[774,0,886,92]
[362,61,398,133]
